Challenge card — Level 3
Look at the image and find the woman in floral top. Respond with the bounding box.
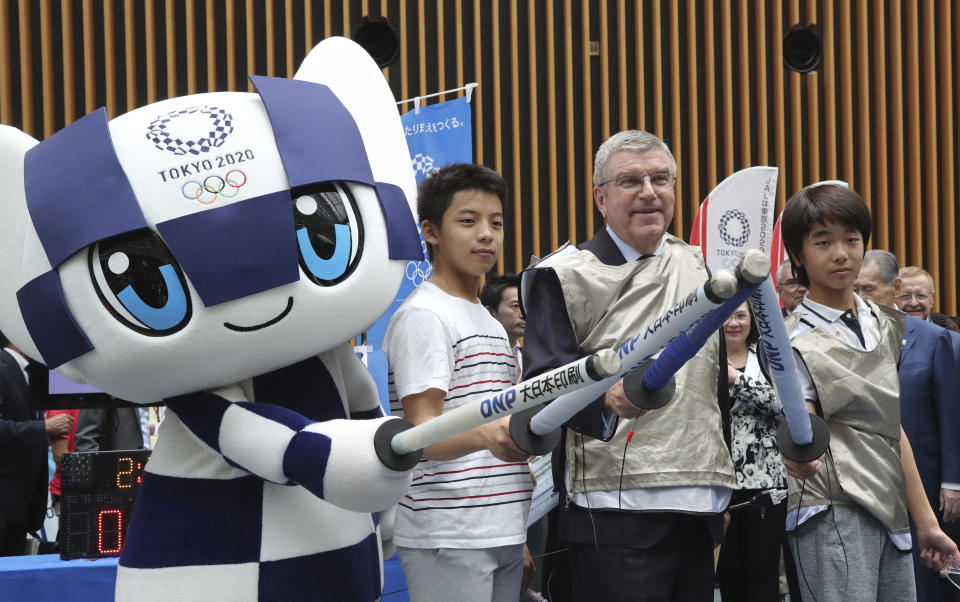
[716,301,790,601]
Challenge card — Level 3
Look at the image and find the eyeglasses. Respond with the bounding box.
[599,172,676,191]
[895,292,933,303]
[778,279,803,289]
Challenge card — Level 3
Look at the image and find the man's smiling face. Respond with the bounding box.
[594,149,675,254]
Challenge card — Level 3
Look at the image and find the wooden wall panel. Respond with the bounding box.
[1,0,959,313]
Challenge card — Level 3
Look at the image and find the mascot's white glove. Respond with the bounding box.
[299,416,413,512]
[377,506,398,559]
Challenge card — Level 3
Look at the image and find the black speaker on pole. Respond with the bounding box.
[353,17,400,69]
[783,24,823,73]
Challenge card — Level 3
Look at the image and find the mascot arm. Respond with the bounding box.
[165,393,411,513]
[329,343,386,418]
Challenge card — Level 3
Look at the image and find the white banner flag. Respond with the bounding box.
[689,166,778,274]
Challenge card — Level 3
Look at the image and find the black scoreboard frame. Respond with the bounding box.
[59,450,151,560]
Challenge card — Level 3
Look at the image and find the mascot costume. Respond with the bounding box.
[0,38,423,601]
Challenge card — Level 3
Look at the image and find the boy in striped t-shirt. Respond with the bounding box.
[384,164,532,602]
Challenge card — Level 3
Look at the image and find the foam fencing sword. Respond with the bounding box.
[747,278,830,461]
[374,266,744,471]
[621,249,770,408]
[373,348,623,470]
[514,255,762,443]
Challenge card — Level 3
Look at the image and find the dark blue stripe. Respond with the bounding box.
[16,270,93,368]
[119,473,263,568]
[350,407,384,420]
[258,533,381,601]
[372,181,424,261]
[283,430,332,499]
[235,401,312,432]
[156,190,299,307]
[24,108,148,268]
[164,392,232,453]
[253,357,347,422]
[250,76,375,189]
[250,75,422,262]
[452,333,509,347]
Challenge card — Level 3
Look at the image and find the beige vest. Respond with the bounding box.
[785,301,909,534]
[542,234,736,493]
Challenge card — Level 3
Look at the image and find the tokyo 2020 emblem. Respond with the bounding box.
[146,106,234,156]
[718,209,751,247]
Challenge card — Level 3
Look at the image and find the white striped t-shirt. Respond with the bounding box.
[384,282,532,549]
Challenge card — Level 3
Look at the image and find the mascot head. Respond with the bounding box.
[0,38,422,403]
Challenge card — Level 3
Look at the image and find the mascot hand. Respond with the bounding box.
[377,506,397,559]
[306,416,413,512]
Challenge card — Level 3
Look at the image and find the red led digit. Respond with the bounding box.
[97,509,123,554]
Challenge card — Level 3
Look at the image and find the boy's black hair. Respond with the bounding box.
[480,273,521,310]
[417,163,508,261]
[780,184,872,288]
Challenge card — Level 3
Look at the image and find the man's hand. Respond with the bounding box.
[917,525,960,571]
[480,417,530,462]
[603,379,648,419]
[521,544,536,593]
[782,456,823,480]
[941,488,960,523]
[45,413,73,437]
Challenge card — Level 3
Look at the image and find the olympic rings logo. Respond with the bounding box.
[181,170,247,205]
[405,259,432,286]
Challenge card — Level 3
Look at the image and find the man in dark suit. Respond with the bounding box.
[0,335,72,555]
[855,251,960,601]
[521,130,734,601]
[74,407,149,453]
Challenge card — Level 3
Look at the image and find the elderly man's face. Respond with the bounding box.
[852,263,896,307]
[594,149,675,254]
[777,268,808,312]
[895,274,935,319]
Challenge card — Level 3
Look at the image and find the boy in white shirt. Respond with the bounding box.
[384,164,532,602]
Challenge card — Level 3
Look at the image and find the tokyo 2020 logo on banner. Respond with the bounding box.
[717,209,751,247]
[146,106,234,156]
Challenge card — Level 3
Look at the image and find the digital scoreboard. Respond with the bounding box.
[60,450,151,560]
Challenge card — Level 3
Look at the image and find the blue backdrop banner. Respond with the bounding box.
[362,96,474,416]
[400,97,473,183]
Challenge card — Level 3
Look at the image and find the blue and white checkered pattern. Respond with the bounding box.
[116,348,394,601]
[145,105,234,156]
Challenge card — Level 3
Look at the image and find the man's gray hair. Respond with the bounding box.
[777,259,794,283]
[593,130,677,188]
[862,250,900,285]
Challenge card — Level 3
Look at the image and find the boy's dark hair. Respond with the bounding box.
[417,164,508,261]
[780,184,872,288]
[480,273,520,310]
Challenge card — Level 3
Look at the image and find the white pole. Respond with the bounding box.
[748,277,814,445]
[389,349,621,456]
[527,270,740,436]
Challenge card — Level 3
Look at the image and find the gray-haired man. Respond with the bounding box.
[855,249,960,602]
[521,130,735,601]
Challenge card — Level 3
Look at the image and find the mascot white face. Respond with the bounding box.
[0,38,422,403]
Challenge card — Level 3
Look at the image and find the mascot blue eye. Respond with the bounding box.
[293,183,363,285]
[88,229,192,336]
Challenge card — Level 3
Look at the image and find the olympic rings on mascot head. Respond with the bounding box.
[181,169,247,205]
